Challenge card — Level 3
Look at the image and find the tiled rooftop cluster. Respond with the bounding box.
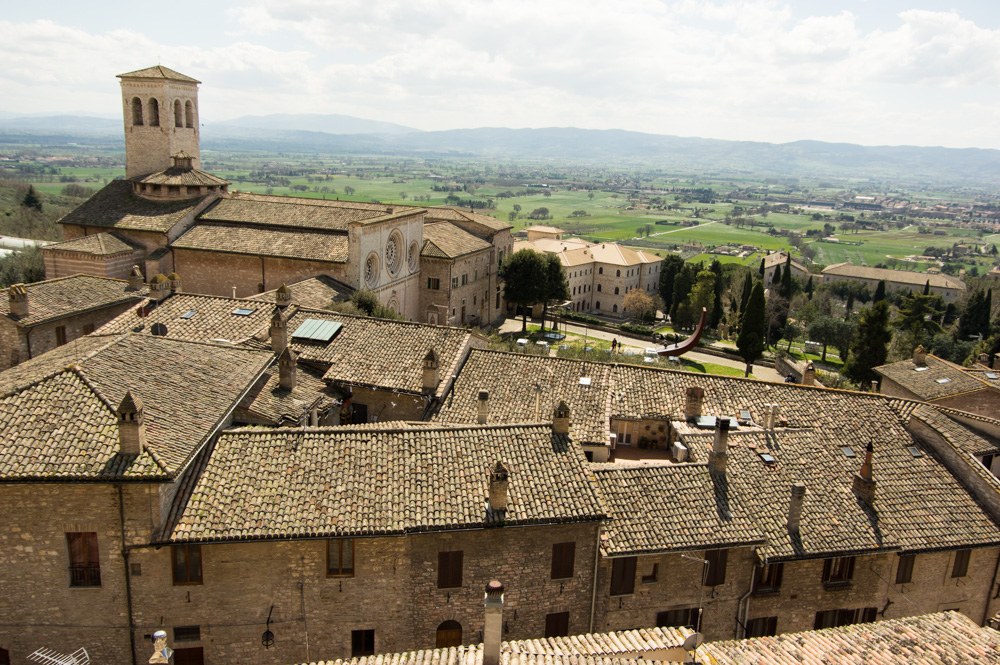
[422,222,493,259]
[98,292,278,343]
[45,232,144,256]
[57,180,205,233]
[823,263,967,290]
[875,353,998,400]
[0,274,146,326]
[249,276,354,309]
[168,423,606,543]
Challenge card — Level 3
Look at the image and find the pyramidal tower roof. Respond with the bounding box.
[117,66,200,84]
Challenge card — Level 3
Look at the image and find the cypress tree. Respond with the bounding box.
[21,185,42,212]
[923,280,930,296]
[805,276,814,299]
[779,254,793,299]
[737,283,766,377]
[710,259,724,328]
[843,301,892,390]
[740,271,753,314]
[873,280,886,303]
[772,263,782,288]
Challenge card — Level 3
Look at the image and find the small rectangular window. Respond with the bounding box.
[656,608,701,631]
[66,532,100,587]
[822,556,855,586]
[551,542,575,580]
[895,554,915,584]
[641,563,659,584]
[352,629,375,657]
[55,326,67,347]
[231,307,256,316]
[952,550,971,578]
[744,616,777,638]
[81,323,95,335]
[427,278,440,290]
[544,612,570,638]
[172,544,203,585]
[753,562,783,593]
[438,550,463,588]
[328,538,354,577]
[461,273,468,286]
[180,310,197,319]
[705,549,728,587]
[610,556,636,595]
[452,277,459,289]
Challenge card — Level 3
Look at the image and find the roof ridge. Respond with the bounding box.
[68,365,119,415]
[223,421,559,437]
[292,306,477,334]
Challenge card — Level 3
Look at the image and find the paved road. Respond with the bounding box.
[498,318,783,382]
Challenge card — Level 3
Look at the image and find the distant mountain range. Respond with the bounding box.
[2,112,998,183]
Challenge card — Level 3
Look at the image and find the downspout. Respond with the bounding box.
[737,560,756,638]
[260,256,266,293]
[24,327,32,360]
[118,484,138,665]
[589,524,602,632]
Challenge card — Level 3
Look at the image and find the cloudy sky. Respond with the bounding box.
[2,1,999,149]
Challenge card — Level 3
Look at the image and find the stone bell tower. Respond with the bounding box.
[118,65,202,179]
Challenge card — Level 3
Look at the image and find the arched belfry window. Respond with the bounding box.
[185,101,194,128]
[148,98,160,126]
[436,620,462,648]
[132,97,143,126]
[174,100,183,127]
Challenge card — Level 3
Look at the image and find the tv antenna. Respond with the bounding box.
[28,647,89,665]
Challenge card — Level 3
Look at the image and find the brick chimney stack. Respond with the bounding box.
[913,345,927,366]
[709,417,730,473]
[148,274,171,301]
[477,390,489,424]
[787,482,806,531]
[127,265,144,291]
[488,461,509,513]
[852,441,876,505]
[553,400,570,435]
[275,283,292,308]
[422,349,440,396]
[278,346,297,390]
[802,361,816,386]
[483,580,505,665]
[270,310,287,354]
[684,386,704,421]
[993,355,1000,371]
[167,272,181,295]
[117,390,147,457]
[8,283,28,318]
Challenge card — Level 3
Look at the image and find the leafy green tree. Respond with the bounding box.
[623,289,656,322]
[679,270,715,329]
[808,315,851,362]
[897,292,945,346]
[658,254,684,314]
[499,249,547,332]
[958,288,992,341]
[737,282,766,376]
[843,301,892,390]
[343,185,355,195]
[538,252,570,331]
[0,246,45,287]
[783,321,803,352]
[21,185,42,212]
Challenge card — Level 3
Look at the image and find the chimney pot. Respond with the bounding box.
[167,272,181,295]
[787,482,806,531]
[269,309,288,353]
[852,442,876,504]
[684,386,704,420]
[488,461,509,513]
[148,274,171,301]
[278,346,297,390]
[912,345,927,366]
[709,417,729,473]
[127,265,144,291]
[117,390,147,456]
[993,356,1000,371]
[275,283,292,308]
[483,579,504,665]
[477,390,489,424]
[802,361,816,386]
[422,349,440,395]
[8,283,28,318]
[553,400,571,435]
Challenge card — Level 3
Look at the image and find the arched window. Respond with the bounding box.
[174,100,183,127]
[613,304,618,313]
[614,287,619,295]
[185,100,194,128]
[436,621,462,648]
[596,301,601,310]
[148,98,160,126]
[597,284,602,292]
[617,270,621,277]
[599,267,603,274]
[132,97,144,126]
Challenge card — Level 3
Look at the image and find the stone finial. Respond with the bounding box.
[8,283,28,318]
[553,400,570,435]
[483,580,505,665]
[167,272,181,295]
[684,386,704,420]
[787,482,806,531]
[148,274,171,301]
[269,309,287,353]
[278,346,297,390]
[275,283,292,308]
[852,441,876,505]
[913,345,927,366]
[127,265,144,291]
[477,389,489,424]
[422,349,440,395]
[488,461,509,513]
[802,361,816,386]
[117,390,147,457]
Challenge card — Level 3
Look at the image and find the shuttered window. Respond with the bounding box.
[610,557,636,596]
[438,551,463,588]
[551,542,575,580]
[895,554,915,584]
[705,549,728,587]
[544,612,570,638]
[952,550,971,578]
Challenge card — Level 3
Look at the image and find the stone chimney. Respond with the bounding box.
[787,482,806,531]
[127,265,144,291]
[553,400,570,435]
[802,361,816,386]
[684,386,704,420]
[488,461,509,513]
[763,403,780,430]
[483,580,505,665]
[852,442,876,505]
[708,417,730,473]
[269,309,287,353]
[278,346,297,390]
[117,390,147,457]
[148,274,171,301]
[912,345,927,366]
[167,272,181,294]
[275,283,292,308]
[8,283,28,318]
[993,355,1000,371]
[422,349,440,396]
[477,390,490,424]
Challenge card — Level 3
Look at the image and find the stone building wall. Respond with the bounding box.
[120,78,201,178]
[933,391,1000,420]
[43,248,147,280]
[171,250,348,299]
[419,257,452,325]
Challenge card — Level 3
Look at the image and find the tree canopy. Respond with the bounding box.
[737,282,766,376]
[499,249,547,332]
[843,301,892,390]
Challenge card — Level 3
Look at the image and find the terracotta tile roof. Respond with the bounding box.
[593,464,765,555]
[235,363,332,426]
[424,207,513,232]
[913,406,1000,457]
[525,225,565,234]
[168,423,606,543]
[44,232,144,256]
[134,167,229,187]
[97,293,277,344]
[762,250,807,273]
[422,222,493,258]
[117,65,200,83]
[199,196,379,231]
[823,262,966,290]
[57,179,207,233]
[0,335,272,480]
[703,610,1000,664]
[0,335,117,395]
[170,222,349,262]
[0,274,146,327]
[432,350,614,445]
[586,243,660,266]
[875,354,993,400]
[249,276,354,308]
[282,308,482,397]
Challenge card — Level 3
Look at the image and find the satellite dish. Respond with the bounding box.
[151,323,168,337]
[682,632,704,652]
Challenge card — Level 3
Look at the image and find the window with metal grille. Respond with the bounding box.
[438,551,463,588]
[66,532,100,587]
[174,626,201,642]
[753,562,783,594]
[551,542,575,580]
[328,538,354,577]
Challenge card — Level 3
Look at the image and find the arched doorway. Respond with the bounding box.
[436,620,462,648]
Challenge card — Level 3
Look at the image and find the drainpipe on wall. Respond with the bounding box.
[737,560,756,639]
[589,524,602,632]
[117,484,138,665]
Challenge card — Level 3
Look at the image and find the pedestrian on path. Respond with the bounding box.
[611,338,618,353]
